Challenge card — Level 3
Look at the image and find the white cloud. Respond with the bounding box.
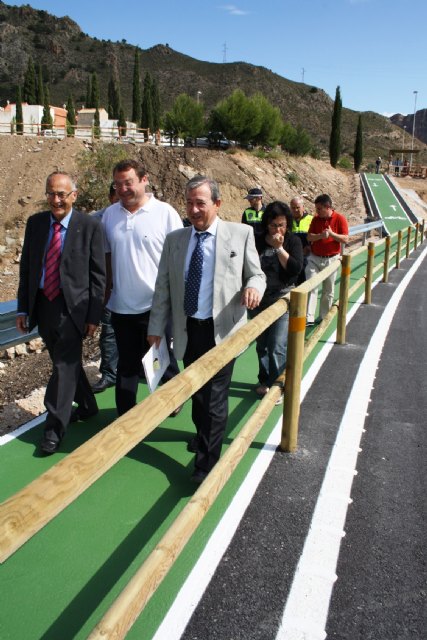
[220,4,249,15]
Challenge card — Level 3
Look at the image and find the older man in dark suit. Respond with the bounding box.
[16,171,105,453]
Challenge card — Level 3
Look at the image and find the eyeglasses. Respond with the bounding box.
[46,191,74,200]
[268,222,286,229]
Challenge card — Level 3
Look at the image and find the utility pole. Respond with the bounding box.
[222,42,227,63]
[301,67,305,83]
[410,90,418,171]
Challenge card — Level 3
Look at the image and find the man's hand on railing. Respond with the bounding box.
[241,287,261,310]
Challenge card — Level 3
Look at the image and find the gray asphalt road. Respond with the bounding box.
[181,246,427,640]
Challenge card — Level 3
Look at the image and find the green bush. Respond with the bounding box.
[76,143,130,211]
[286,171,299,187]
[337,157,352,170]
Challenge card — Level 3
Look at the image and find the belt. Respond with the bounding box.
[187,316,213,326]
[313,253,339,258]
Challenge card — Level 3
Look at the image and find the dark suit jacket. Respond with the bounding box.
[17,209,106,333]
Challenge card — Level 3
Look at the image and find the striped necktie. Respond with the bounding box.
[184,232,209,316]
[43,221,62,301]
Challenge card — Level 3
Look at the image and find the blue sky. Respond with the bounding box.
[7,0,426,116]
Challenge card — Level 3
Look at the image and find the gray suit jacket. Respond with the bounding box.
[17,210,106,333]
[148,218,266,359]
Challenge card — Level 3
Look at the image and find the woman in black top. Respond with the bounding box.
[250,201,304,398]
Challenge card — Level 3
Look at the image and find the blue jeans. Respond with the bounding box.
[99,308,118,384]
[249,306,289,387]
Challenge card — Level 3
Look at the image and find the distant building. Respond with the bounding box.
[0,103,66,134]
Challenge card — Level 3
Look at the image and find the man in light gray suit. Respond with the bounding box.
[148,175,266,484]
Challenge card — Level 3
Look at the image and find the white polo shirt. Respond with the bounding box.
[103,194,182,314]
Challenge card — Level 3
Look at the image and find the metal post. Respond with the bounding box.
[396,230,402,268]
[280,290,308,452]
[383,236,391,283]
[406,226,412,258]
[364,241,375,304]
[336,254,351,345]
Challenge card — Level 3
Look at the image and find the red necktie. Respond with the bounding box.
[43,221,62,301]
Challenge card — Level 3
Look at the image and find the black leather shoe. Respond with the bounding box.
[40,438,60,454]
[187,436,199,453]
[92,379,115,394]
[70,406,98,423]
[191,469,208,485]
[169,404,183,418]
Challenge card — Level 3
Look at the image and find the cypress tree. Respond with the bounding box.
[151,76,161,131]
[35,62,44,105]
[85,75,92,108]
[23,57,36,105]
[108,76,121,119]
[353,114,363,173]
[66,94,76,136]
[132,49,142,124]
[117,108,127,137]
[16,86,24,135]
[90,72,100,110]
[141,72,153,133]
[41,84,53,131]
[93,107,101,139]
[329,85,342,168]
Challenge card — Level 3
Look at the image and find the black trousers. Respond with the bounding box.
[111,310,180,416]
[183,317,235,473]
[36,291,97,443]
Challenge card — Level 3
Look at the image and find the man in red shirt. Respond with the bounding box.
[305,194,349,325]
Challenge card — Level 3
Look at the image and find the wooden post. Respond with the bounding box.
[279,289,307,452]
[420,219,425,244]
[406,226,412,258]
[396,230,402,268]
[364,241,375,304]
[336,254,351,345]
[383,236,391,283]
[414,223,419,250]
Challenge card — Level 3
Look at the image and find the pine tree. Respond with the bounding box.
[66,94,76,137]
[353,114,363,173]
[329,85,342,168]
[90,72,100,110]
[41,85,53,131]
[23,57,36,105]
[151,76,161,131]
[132,49,142,124]
[35,62,44,105]
[141,72,153,133]
[85,75,92,108]
[16,86,24,135]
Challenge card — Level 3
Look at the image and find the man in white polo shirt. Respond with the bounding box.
[102,159,183,416]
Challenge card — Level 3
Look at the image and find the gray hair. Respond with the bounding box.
[46,171,77,191]
[290,196,304,206]
[185,175,221,202]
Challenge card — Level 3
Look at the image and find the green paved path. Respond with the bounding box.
[363,173,414,235]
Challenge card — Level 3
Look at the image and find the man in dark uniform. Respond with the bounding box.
[241,187,265,238]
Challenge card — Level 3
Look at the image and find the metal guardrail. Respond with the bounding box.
[0,300,38,349]
[348,219,384,243]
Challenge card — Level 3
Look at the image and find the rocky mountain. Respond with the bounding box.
[390,109,427,146]
[0,1,424,161]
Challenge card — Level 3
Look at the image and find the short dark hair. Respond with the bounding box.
[113,159,147,179]
[261,201,293,234]
[314,193,332,207]
[108,182,116,198]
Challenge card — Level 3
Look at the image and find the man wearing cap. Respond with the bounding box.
[241,187,265,238]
